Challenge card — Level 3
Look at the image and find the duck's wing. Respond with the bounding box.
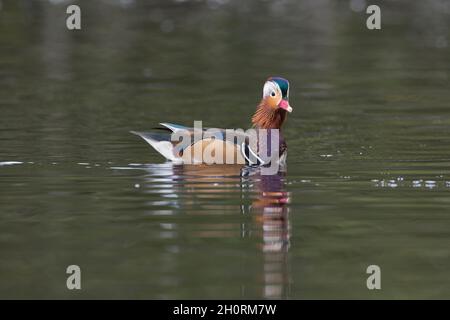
[130,123,223,163]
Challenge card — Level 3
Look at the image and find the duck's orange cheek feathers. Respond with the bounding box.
[266,96,281,109]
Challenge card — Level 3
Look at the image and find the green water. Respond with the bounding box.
[0,0,449,299]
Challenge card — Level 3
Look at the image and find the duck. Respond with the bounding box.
[131,77,293,170]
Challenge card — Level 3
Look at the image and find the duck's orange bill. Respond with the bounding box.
[279,99,293,113]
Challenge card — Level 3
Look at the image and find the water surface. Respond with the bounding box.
[0,0,450,299]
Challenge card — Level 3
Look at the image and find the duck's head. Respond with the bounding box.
[262,77,292,113]
[252,77,293,129]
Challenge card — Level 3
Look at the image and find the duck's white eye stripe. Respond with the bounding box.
[263,81,279,98]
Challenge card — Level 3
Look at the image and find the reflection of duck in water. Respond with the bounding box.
[139,163,291,298]
[131,77,292,170]
[249,172,291,298]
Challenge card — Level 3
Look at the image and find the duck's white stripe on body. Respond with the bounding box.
[248,145,266,165]
[241,142,265,165]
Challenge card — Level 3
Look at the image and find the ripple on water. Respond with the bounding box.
[372,178,450,189]
[0,161,23,166]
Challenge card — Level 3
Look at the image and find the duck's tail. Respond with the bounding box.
[130,130,182,162]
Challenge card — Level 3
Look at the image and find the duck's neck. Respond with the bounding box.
[251,101,287,129]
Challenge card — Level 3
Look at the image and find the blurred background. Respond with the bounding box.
[0,0,449,299]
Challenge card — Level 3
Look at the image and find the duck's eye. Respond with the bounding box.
[270,91,276,97]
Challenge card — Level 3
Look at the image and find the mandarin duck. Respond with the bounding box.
[132,77,293,170]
